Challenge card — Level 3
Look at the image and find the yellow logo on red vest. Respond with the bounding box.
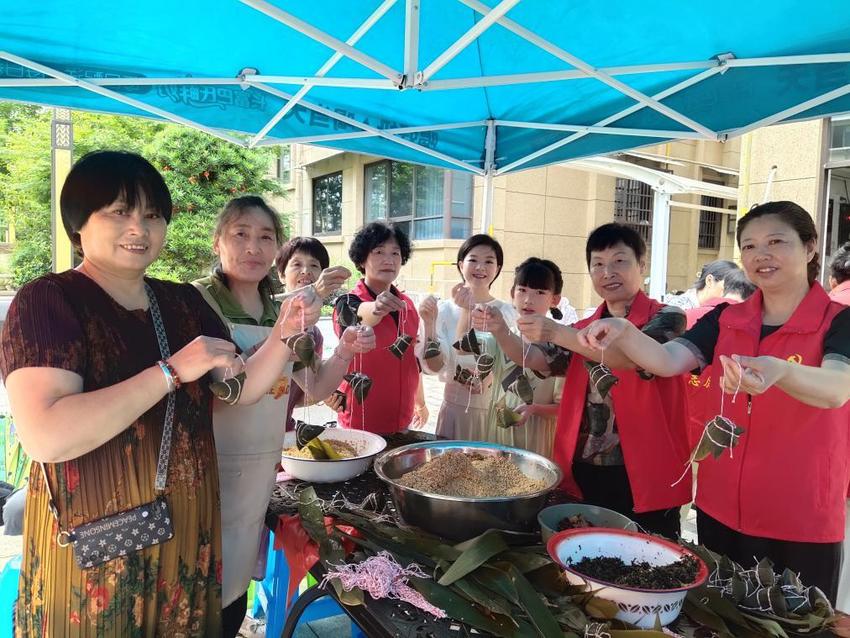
[786,354,803,365]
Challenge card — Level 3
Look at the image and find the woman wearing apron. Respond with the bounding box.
[193,197,374,636]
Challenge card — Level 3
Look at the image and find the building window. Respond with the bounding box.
[312,172,342,235]
[698,196,723,249]
[614,178,653,244]
[277,145,291,184]
[364,160,473,240]
[830,117,850,163]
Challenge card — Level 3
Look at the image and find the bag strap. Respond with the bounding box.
[146,282,176,494]
[191,281,235,335]
[41,281,177,535]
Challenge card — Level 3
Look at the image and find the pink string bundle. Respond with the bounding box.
[321,551,446,618]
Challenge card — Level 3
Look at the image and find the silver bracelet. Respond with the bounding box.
[156,360,176,393]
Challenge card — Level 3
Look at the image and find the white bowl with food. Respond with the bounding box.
[538,503,638,542]
[281,428,387,483]
[547,528,708,628]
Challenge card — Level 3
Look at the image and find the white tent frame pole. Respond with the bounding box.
[253,82,484,174]
[3,52,848,91]
[422,62,718,89]
[0,75,396,89]
[480,119,497,234]
[238,0,402,83]
[245,76,395,89]
[494,120,706,139]
[457,0,716,139]
[729,83,850,138]
[420,0,520,83]
[819,168,833,283]
[254,120,486,146]
[670,200,736,214]
[404,0,420,84]
[0,51,247,146]
[727,53,850,68]
[248,0,396,147]
[648,190,672,301]
[496,63,728,175]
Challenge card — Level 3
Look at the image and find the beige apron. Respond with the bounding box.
[194,283,292,607]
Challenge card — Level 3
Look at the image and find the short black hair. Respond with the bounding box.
[513,257,563,294]
[61,151,172,251]
[456,234,505,283]
[721,268,757,299]
[276,237,331,279]
[585,222,647,267]
[349,222,412,273]
[694,260,739,291]
[831,241,850,284]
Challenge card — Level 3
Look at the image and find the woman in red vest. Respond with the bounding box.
[512,223,692,539]
[332,222,423,433]
[578,202,850,602]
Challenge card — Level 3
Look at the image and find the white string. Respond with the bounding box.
[301,305,311,426]
[358,349,366,430]
[463,296,477,414]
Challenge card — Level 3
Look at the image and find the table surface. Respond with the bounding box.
[266,431,849,638]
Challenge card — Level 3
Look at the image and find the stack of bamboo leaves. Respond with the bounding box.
[295,487,835,638]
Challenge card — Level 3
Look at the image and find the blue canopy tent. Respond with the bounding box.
[2,0,850,292]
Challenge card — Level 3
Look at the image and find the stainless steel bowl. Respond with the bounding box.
[374,440,562,541]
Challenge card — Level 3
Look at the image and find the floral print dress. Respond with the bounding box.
[0,270,227,637]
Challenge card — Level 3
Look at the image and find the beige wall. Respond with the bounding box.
[739,120,826,218]
[290,139,739,316]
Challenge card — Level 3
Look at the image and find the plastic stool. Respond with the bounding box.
[254,532,363,638]
[0,554,21,638]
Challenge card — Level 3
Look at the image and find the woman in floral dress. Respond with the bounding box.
[0,151,319,637]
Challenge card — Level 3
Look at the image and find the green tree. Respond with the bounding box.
[0,109,284,286]
[143,126,282,282]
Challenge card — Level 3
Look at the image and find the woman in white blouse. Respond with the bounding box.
[418,234,517,440]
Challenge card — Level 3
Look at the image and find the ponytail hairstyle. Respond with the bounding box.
[737,201,820,284]
[693,260,738,290]
[512,257,564,319]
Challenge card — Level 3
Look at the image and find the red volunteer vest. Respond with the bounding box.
[695,284,850,542]
[554,291,692,513]
[333,279,420,434]
[685,297,738,447]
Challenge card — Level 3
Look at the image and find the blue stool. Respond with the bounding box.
[253,532,364,638]
[0,554,21,638]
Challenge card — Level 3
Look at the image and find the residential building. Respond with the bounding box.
[281,139,740,315]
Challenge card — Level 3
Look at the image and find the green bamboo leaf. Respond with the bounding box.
[439,530,509,586]
[502,549,553,574]
[502,563,563,638]
[327,577,365,607]
[682,596,734,637]
[549,596,590,632]
[451,575,516,618]
[474,564,520,605]
[585,595,619,620]
[525,563,571,596]
[410,576,522,638]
